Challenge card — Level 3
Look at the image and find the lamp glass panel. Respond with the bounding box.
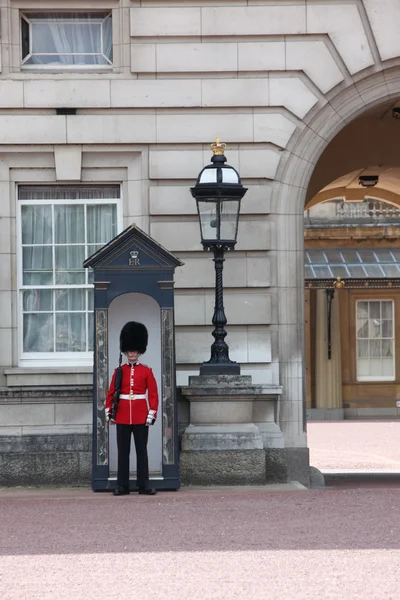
[197,199,219,241]
[220,199,240,241]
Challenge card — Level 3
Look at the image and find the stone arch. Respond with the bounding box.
[271,68,400,460]
[278,68,400,211]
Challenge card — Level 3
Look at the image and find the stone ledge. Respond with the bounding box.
[181,374,282,398]
[4,368,93,387]
[0,386,92,404]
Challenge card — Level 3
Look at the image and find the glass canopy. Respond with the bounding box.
[305,249,400,279]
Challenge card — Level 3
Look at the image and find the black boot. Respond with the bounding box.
[138,488,157,495]
[113,485,130,496]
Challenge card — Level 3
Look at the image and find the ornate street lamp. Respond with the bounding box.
[191,139,248,375]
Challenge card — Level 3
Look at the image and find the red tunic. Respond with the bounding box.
[105,363,159,425]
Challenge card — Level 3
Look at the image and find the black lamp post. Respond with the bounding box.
[190,139,248,375]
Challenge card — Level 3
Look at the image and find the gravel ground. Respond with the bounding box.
[1,486,400,600]
[308,420,400,471]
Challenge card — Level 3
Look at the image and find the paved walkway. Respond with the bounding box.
[307,420,400,471]
[1,486,400,600]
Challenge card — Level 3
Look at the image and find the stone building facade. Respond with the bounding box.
[1,0,400,485]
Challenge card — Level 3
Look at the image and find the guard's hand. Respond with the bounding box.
[146,410,157,426]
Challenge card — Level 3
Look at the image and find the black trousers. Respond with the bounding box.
[116,424,149,489]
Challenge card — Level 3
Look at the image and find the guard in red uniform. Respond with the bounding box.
[105,321,158,496]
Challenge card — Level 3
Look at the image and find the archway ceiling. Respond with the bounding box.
[305,96,400,204]
[306,166,400,209]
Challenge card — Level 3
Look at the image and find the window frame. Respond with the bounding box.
[17,184,122,367]
[20,9,114,70]
[355,298,396,382]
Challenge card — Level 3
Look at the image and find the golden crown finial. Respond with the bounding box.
[211,137,226,156]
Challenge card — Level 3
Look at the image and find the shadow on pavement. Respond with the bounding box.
[1,487,400,555]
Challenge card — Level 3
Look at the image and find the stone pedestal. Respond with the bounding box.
[180,374,283,485]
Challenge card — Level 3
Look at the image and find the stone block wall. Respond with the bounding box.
[0,386,92,485]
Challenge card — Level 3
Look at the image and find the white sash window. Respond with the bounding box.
[356,300,395,381]
[18,186,120,366]
[21,12,113,67]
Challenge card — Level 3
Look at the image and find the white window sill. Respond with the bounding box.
[20,65,113,72]
[4,368,93,387]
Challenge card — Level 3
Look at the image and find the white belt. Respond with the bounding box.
[119,394,147,400]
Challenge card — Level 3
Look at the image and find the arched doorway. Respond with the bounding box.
[273,69,400,474]
[305,190,400,420]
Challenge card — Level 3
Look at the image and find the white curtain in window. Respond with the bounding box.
[26,13,112,65]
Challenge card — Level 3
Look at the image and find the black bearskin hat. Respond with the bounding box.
[120,321,148,354]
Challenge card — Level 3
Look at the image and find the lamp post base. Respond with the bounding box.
[199,361,240,376]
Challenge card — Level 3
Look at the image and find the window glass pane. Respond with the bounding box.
[382,358,394,376]
[23,247,53,285]
[370,339,381,357]
[87,290,94,310]
[313,266,332,278]
[390,250,400,262]
[88,312,94,352]
[364,264,384,277]
[357,340,369,358]
[55,289,85,311]
[382,339,393,357]
[382,301,393,319]
[357,358,369,377]
[87,205,117,244]
[369,358,382,375]
[324,249,344,263]
[55,205,85,244]
[341,250,361,263]
[21,205,52,244]
[23,314,53,352]
[375,249,396,262]
[358,250,377,263]
[369,302,380,319]
[357,319,368,339]
[347,265,366,278]
[357,301,368,319]
[56,313,86,352]
[382,320,393,338]
[330,265,349,278]
[369,319,381,339]
[23,289,52,312]
[306,249,327,263]
[381,264,400,277]
[356,300,395,380]
[31,23,102,55]
[304,265,314,279]
[55,246,85,284]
